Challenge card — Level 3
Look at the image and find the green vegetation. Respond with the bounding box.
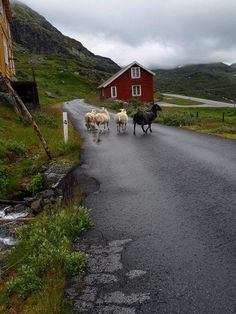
[0,104,82,199]
[14,50,103,106]
[158,107,236,139]
[153,63,236,101]
[0,205,93,313]
[162,97,202,106]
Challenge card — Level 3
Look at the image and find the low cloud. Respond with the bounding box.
[20,0,236,68]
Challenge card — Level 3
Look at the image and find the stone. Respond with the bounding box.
[13,204,25,212]
[85,273,118,286]
[98,305,136,314]
[126,270,147,280]
[30,199,42,213]
[39,189,54,198]
[104,291,151,305]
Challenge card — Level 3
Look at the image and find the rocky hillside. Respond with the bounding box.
[11,0,120,74]
[153,63,236,101]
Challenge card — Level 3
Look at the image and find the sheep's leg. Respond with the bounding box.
[133,122,136,135]
[107,122,110,131]
[141,124,146,133]
[146,125,150,133]
[150,124,152,133]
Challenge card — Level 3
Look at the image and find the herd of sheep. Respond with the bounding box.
[84,107,128,133]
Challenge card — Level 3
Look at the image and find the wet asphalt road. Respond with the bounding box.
[64,99,236,314]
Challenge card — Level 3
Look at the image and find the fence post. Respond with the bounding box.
[63,112,68,143]
[222,112,225,123]
[196,111,198,119]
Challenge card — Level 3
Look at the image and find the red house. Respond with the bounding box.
[98,61,155,103]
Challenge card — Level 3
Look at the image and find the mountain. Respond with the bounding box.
[11,1,119,74]
[9,1,120,104]
[230,63,236,69]
[153,63,236,101]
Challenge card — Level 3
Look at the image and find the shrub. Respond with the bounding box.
[4,206,92,299]
[159,112,197,126]
[27,172,44,195]
[33,112,58,128]
[6,140,26,157]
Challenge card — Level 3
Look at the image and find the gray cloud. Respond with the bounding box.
[20,0,236,68]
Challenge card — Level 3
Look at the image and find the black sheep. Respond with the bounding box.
[133,104,162,135]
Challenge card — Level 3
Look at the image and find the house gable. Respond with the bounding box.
[98,61,155,89]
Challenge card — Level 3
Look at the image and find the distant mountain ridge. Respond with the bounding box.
[153,62,236,101]
[10,0,120,74]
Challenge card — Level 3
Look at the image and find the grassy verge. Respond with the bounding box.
[85,97,236,139]
[158,107,236,139]
[0,205,93,313]
[0,103,82,199]
[162,97,202,106]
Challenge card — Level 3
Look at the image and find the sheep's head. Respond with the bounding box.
[92,109,96,114]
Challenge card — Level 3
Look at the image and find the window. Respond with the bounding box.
[111,86,117,98]
[132,85,141,96]
[131,67,141,78]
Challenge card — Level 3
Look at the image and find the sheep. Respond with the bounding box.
[115,108,128,133]
[94,107,110,132]
[133,104,162,135]
[84,109,96,130]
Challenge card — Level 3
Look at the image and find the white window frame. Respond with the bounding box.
[131,67,141,79]
[132,85,141,97]
[111,86,117,98]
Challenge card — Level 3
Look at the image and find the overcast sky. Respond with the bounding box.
[19,0,236,69]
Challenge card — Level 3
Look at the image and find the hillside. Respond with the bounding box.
[153,63,236,101]
[10,0,120,105]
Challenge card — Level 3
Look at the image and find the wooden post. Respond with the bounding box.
[4,79,52,160]
[222,112,225,123]
[196,111,199,119]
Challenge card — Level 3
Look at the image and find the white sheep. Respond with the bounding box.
[94,107,110,132]
[115,108,128,133]
[84,109,96,130]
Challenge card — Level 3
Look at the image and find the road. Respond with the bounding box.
[162,93,236,108]
[64,99,236,314]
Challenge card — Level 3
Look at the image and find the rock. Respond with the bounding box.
[4,206,14,215]
[39,189,54,198]
[44,163,73,188]
[30,198,42,214]
[24,197,36,207]
[13,204,25,212]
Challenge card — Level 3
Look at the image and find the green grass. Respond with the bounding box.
[158,107,236,139]
[0,104,82,199]
[0,205,93,313]
[14,51,107,106]
[161,97,202,106]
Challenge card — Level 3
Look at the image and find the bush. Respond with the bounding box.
[33,112,58,128]
[159,112,197,126]
[6,140,26,157]
[4,206,92,299]
[27,172,44,195]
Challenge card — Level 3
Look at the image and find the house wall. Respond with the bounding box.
[102,66,154,102]
[0,0,15,81]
